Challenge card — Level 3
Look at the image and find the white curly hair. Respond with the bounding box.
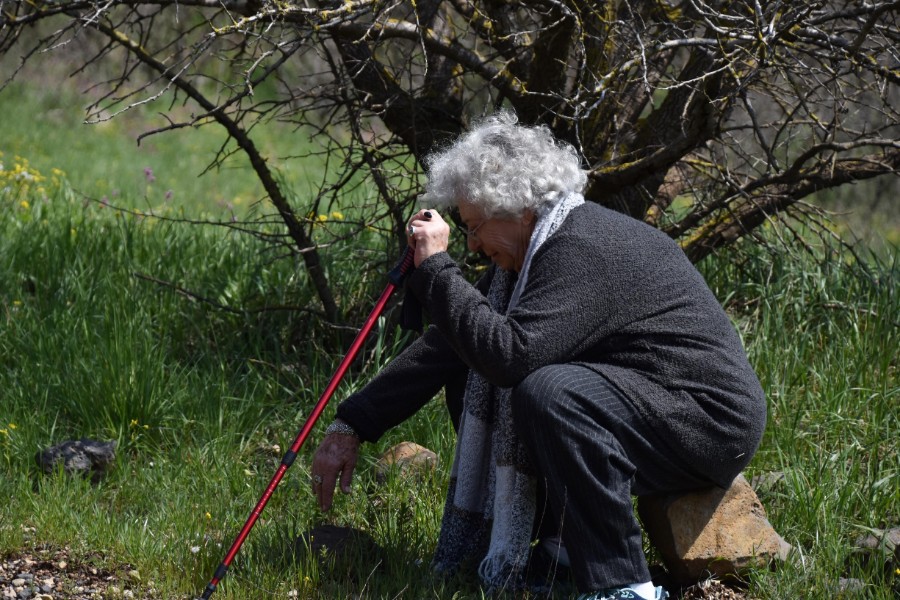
[422,111,587,218]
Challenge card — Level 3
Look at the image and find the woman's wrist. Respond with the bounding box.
[325,418,360,439]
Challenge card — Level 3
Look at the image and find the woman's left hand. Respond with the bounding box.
[407,209,450,267]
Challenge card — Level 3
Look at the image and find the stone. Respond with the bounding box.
[638,473,791,584]
[748,471,785,494]
[35,439,117,482]
[853,526,899,555]
[374,442,438,484]
[846,526,899,577]
[837,577,866,594]
[680,578,746,599]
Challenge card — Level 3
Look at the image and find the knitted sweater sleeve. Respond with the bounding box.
[335,270,495,442]
[335,324,469,442]
[408,231,614,388]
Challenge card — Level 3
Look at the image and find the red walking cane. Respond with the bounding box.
[198,246,416,599]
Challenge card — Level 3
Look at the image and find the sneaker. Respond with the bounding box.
[577,585,669,600]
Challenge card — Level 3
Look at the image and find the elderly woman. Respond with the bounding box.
[311,112,766,600]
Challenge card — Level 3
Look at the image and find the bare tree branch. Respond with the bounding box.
[2,0,897,332]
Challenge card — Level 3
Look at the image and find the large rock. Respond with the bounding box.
[35,438,117,483]
[638,473,791,584]
[374,442,438,484]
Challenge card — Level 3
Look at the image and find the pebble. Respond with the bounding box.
[838,577,866,593]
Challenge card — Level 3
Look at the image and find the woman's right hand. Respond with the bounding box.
[407,209,450,267]
[310,432,360,511]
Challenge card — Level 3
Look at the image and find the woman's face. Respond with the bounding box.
[456,201,535,272]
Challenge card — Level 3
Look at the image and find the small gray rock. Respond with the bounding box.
[749,471,786,493]
[35,438,117,482]
[846,526,899,577]
[853,527,900,554]
[837,577,866,594]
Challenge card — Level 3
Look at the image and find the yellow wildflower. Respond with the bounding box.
[7,423,16,429]
[205,512,212,520]
[0,429,7,436]
[130,419,139,427]
[330,211,344,220]
[19,200,29,210]
[317,214,328,222]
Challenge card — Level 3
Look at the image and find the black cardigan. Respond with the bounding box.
[337,202,766,485]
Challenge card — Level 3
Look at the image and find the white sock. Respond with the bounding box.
[628,581,658,599]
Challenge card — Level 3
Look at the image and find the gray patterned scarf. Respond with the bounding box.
[432,192,584,592]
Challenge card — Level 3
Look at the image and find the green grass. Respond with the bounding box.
[2,165,897,599]
[0,79,333,219]
[702,244,899,598]
[0,162,469,598]
[1,81,897,598]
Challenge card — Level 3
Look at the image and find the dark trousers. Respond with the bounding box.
[511,364,719,592]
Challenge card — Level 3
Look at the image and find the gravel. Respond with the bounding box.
[0,545,153,600]
[2,541,753,599]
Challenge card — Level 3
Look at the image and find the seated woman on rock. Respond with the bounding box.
[310,111,766,600]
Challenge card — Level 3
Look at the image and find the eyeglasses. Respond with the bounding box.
[451,211,486,241]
